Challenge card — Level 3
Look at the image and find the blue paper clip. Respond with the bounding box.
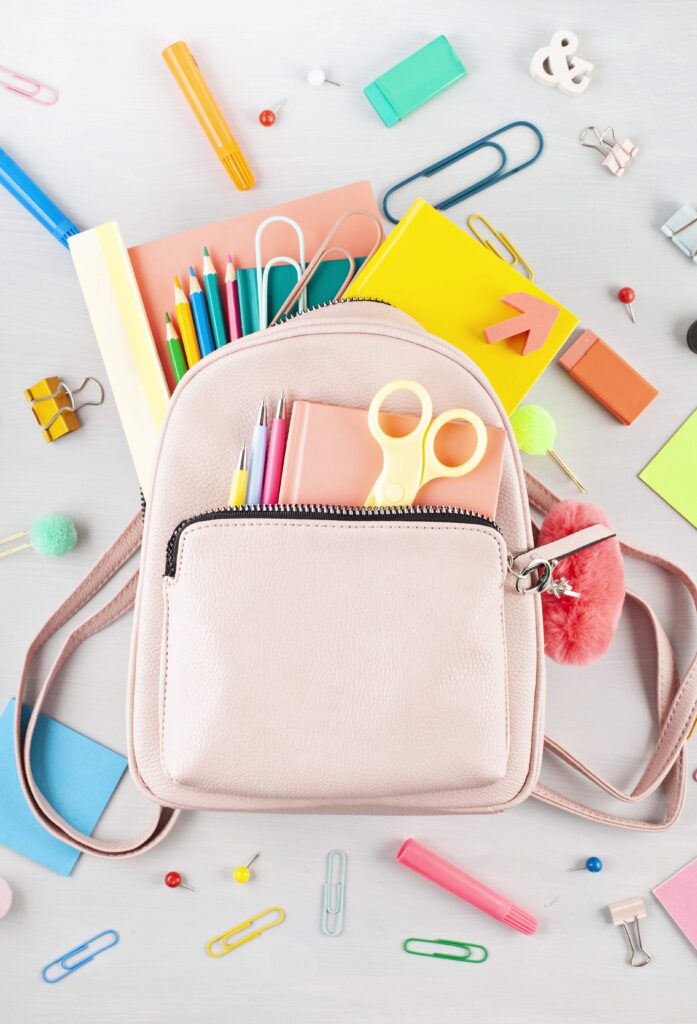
[382,120,544,224]
[42,929,119,984]
[322,849,347,936]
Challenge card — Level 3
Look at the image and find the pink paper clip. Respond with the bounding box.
[0,66,58,106]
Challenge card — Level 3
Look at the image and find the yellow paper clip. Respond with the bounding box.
[24,376,104,442]
[206,907,285,958]
[466,214,534,280]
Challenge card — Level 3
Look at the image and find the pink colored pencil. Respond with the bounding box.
[261,393,289,504]
[224,255,242,340]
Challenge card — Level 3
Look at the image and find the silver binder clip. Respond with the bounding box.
[579,127,638,177]
[608,897,652,967]
[322,849,347,937]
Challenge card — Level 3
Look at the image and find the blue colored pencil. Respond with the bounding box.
[188,266,215,357]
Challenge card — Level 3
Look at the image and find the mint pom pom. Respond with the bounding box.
[511,404,556,454]
[30,514,78,557]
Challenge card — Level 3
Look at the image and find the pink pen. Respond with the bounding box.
[396,839,538,935]
[261,393,289,505]
[224,255,242,340]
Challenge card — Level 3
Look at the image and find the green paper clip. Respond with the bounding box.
[402,937,489,963]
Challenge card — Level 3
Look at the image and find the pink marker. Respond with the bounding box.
[261,393,289,505]
[224,255,242,341]
[396,839,538,935]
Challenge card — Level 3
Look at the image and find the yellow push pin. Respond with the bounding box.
[233,852,260,884]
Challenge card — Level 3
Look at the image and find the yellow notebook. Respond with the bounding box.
[346,199,578,411]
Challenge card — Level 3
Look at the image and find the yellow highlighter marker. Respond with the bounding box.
[228,444,249,507]
[162,41,254,191]
[173,276,201,368]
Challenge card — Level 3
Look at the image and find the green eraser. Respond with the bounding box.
[363,35,467,127]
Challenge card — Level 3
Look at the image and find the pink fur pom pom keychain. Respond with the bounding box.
[538,500,625,666]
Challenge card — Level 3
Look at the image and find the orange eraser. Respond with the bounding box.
[558,330,658,425]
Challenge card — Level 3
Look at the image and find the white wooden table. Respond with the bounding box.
[1,2,696,1020]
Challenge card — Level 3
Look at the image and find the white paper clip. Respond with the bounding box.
[608,897,651,967]
[580,127,638,177]
[322,849,347,937]
[661,204,697,263]
[254,216,308,330]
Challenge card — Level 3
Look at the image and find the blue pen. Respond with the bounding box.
[188,266,216,357]
[0,146,79,249]
[247,400,268,505]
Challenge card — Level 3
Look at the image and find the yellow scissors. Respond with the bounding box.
[365,380,488,508]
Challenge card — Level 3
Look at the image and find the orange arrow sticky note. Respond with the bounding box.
[484,293,561,355]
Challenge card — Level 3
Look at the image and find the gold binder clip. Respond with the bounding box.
[24,376,104,442]
[466,214,534,280]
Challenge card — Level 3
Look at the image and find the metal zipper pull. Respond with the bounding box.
[508,523,616,596]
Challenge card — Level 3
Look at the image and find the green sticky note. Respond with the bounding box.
[639,409,697,528]
[364,35,467,127]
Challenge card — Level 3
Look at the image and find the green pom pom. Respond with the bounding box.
[30,514,78,557]
[510,405,556,455]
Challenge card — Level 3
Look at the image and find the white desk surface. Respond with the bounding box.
[1,1,696,1020]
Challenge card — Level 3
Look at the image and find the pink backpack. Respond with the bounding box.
[15,301,697,856]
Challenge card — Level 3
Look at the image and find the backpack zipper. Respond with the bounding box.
[164,504,500,577]
[278,294,392,324]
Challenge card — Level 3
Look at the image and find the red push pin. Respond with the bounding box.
[164,870,197,893]
[259,98,287,127]
[618,287,636,324]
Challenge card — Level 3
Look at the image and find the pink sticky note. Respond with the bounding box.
[128,181,381,391]
[654,857,697,951]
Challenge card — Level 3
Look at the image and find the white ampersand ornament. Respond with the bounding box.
[530,30,593,96]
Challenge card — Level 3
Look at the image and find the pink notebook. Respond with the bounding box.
[278,400,506,519]
[127,180,381,391]
[654,857,697,952]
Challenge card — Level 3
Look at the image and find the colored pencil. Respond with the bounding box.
[202,246,228,349]
[165,312,188,383]
[224,256,242,341]
[174,275,201,367]
[261,393,289,504]
[247,400,268,505]
[228,445,248,506]
[188,266,215,357]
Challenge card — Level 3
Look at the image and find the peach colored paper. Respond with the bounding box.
[128,181,381,391]
[279,400,506,519]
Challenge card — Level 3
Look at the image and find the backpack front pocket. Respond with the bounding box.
[161,507,509,801]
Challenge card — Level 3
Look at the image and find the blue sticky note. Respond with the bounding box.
[0,699,127,876]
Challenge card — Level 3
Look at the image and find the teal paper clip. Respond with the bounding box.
[382,121,544,224]
[402,937,489,963]
[364,35,466,128]
[322,849,347,937]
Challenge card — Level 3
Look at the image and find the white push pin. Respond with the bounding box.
[307,68,341,88]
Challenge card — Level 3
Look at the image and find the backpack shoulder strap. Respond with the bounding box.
[525,471,697,830]
[14,512,179,857]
